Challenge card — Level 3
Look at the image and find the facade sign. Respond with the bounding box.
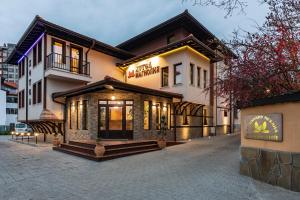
[128,62,159,79]
[244,113,283,142]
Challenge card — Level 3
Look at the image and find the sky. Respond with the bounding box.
[0,0,269,46]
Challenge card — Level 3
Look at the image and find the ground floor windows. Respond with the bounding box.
[144,101,151,130]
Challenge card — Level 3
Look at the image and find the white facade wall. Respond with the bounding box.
[126,48,211,105]
[0,90,6,126]
[17,34,125,121]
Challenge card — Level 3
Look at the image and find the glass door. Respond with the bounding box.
[70,46,81,73]
[98,100,133,139]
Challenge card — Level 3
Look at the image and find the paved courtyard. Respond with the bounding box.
[0,135,298,200]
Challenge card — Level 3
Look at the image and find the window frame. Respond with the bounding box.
[190,63,194,85]
[161,66,169,87]
[51,38,66,64]
[173,62,183,85]
[203,69,207,89]
[197,66,201,87]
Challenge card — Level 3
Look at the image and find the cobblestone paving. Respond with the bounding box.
[0,135,298,200]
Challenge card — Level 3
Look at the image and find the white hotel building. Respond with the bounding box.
[7,10,239,143]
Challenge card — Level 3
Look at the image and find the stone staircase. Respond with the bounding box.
[53,140,161,161]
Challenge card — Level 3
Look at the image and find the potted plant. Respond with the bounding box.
[94,137,105,157]
[157,115,167,149]
[53,133,61,147]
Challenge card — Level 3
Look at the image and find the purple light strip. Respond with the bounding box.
[17,32,45,64]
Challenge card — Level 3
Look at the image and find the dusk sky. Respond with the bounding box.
[0,0,268,46]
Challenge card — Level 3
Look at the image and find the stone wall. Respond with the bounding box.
[65,89,207,141]
[240,146,300,192]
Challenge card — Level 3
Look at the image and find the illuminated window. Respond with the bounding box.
[99,106,106,130]
[126,105,133,130]
[161,67,169,87]
[144,101,151,130]
[156,103,161,130]
[109,106,122,130]
[52,39,66,64]
[174,63,183,85]
[70,46,82,73]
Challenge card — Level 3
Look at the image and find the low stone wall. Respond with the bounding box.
[240,146,300,192]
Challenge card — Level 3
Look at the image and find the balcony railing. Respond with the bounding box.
[46,53,90,76]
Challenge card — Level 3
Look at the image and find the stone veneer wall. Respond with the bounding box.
[240,146,300,192]
[65,89,207,141]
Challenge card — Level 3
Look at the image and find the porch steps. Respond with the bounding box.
[53,140,161,161]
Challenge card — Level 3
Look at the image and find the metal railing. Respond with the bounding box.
[46,53,90,76]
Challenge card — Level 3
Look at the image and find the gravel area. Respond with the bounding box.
[0,135,298,200]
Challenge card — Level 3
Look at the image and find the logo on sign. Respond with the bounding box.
[128,62,160,79]
[244,114,282,142]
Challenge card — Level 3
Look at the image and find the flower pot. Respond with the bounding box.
[157,140,167,149]
[94,143,105,157]
[53,136,60,147]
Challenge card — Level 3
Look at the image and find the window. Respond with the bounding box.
[161,67,169,87]
[126,102,133,131]
[33,46,37,67]
[167,34,175,44]
[203,109,208,125]
[18,90,25,108]
[144,101,152,130]
[6,108,18,115]
[52,39,66,64]
[174,63,183,85]
[37,81,42,103]
[32,80,42,104]
[155,103,161,130]
[224,110,228,117]
[38,40,42,63]
[99,106,106,131]
[82,100,88,130]
[32,83,36,104]
[203,70,207,88]
[162,104,171,129]
[70,46,82,73]
[190,63,194,85]
[197,67,201,87]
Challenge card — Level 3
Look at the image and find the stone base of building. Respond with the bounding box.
[240,146,300,192]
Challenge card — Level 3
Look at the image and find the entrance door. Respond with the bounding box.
[98,100,133,139]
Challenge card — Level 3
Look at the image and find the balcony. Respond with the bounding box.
[45,53,91,83]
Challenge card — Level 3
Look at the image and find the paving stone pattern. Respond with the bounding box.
[0,135,299,200]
